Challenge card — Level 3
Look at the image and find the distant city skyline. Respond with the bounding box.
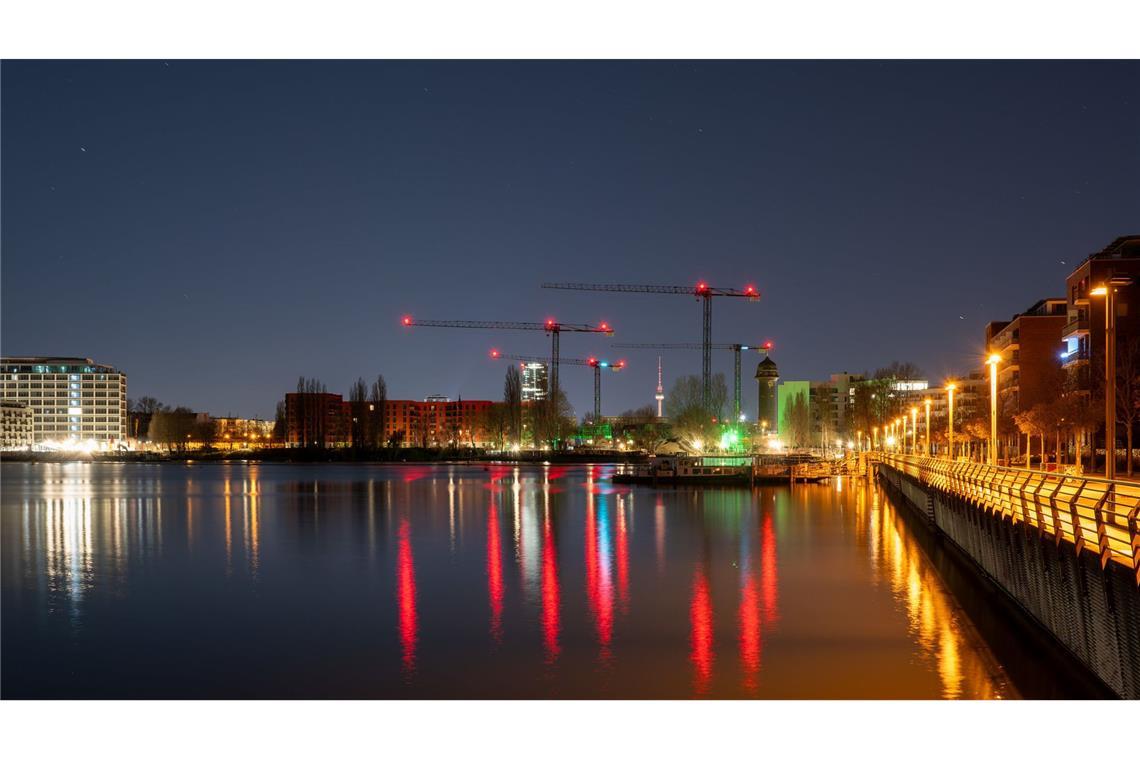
[3,61,1138,418]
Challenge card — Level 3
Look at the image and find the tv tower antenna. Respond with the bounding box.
[655,356,665,418]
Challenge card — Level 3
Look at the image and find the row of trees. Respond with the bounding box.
[129,397,218,451]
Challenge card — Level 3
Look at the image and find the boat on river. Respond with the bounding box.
[612,453,837,486]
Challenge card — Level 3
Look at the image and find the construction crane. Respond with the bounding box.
[539,281,759,412]
[401,316,613,402]
[489,350,625,421]
[612,341,772,422]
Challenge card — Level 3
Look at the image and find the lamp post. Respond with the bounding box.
[924,398,932,456]
[986,354,1001,466]
[1090,277,1133,480]
[947,382,956,460]
[899,416,906,454]
[910,406,917,455]
[872,426,878,450]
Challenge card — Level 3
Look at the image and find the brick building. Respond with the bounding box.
[1061,235,1140,397]
[285,391,494,448]
[385,397,493,447]
[985,298,1067,417]
[285,392,351,446]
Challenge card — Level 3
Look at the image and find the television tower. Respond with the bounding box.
[655,356,665,417]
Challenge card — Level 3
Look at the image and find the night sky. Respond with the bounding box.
[3,61,1137,420]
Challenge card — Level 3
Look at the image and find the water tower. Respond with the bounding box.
[755,355,779,437]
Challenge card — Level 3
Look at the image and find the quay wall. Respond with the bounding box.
[876,461,1140,699]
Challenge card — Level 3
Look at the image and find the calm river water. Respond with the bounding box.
[0,461,1088,699]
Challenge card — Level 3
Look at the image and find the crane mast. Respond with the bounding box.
[541,281,758,414]
[612,341,771,422]
[402,316,613,405]
[489,351,625,422]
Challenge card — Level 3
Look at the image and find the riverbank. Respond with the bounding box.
[0,448,648,465]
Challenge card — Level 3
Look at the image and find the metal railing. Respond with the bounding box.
[874,453,1140,580]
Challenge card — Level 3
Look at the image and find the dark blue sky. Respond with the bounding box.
[3,61,1137,419]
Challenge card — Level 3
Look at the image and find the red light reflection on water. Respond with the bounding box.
[739,575,761,691]
[541,514,560,662]
[616,500,630,611]
[396,519,417,676]
[690,564,714,694]
[401,466,432,484]
[487,497,504,643]
[760,511,779,625]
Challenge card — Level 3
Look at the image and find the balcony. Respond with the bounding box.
[1061,317,1089,339]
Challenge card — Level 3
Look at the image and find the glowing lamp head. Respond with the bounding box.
[946,382,957,392]
[1090,285,1109,296]
[986,353,1002,366]
[924,398,932,407]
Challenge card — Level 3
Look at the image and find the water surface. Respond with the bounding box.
[1,461,1041,698]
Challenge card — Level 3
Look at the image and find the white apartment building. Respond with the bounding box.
[0,357,128,445]
[0,401,34,449]
[521,362,548,402]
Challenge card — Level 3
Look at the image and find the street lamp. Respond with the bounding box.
[946,382,957,460]
[899,416,906,454]
[872,426,878,450]
[924,398,932,456]
[1091,276,1132,480]
[910,405,917,455]
[986,354,1001,466]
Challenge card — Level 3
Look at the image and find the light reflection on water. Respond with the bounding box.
[2,462,1033,698]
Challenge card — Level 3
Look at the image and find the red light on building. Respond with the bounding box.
[744,284,757,295]
[696,281,708,292]
[401,315,413,326]
[489,349,500,359]
[763,341,773,350]
[588,357,598,366]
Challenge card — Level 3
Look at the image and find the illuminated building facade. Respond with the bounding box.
[384,398,494,447]
[0,356,128,445]
[521,362,548,402]
[213,416,275,445]
[1061,236,1140,398]
[1,401,34,449]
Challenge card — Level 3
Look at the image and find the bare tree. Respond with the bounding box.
[504,366,522,447]
[370,375,388,448]
[666,374,715,446]
[1116,337,1140,475]
[348,377,369,450]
